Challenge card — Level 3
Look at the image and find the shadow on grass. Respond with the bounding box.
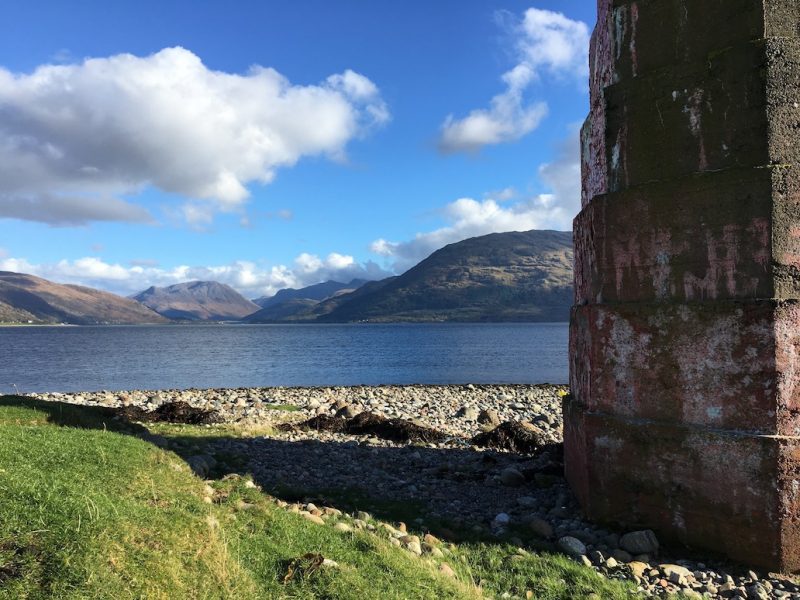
[0,395,733,569]
[0,395,148,435]
[0,394,568,552]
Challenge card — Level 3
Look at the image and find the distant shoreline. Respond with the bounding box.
[0,320,570,327]
[0,322,78,327]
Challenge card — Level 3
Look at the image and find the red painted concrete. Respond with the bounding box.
[564,402,800,571]
[574,171,774,305]
[580,0,612,207]
[570,301,800,435]
[567,0,800,572]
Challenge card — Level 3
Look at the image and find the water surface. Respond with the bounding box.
[0,322,568,393]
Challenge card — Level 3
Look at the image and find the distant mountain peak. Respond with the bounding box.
[252,279,369,310]
[132,280,259,321]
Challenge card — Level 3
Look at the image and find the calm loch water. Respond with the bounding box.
[0,322,568,393]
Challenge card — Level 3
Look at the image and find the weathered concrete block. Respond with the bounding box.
[609,0,765,83]
[570,300,800,436]
[574,169,773,305]
[764,0,800,38]
[564,399,800,572]
[582,0,613,207]
[599,34,800,194]
[604,41,771,191]
[568,0,800,572]
[766,38,800,167]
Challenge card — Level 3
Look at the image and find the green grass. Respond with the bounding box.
[0,396,638,599]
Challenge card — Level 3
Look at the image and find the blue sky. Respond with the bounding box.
[0,0,594,298]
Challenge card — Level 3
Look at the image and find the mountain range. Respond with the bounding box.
[132,281,260,321]
[252,279,367,309]
[0,230,574,325]
[246,230,573,323]
[0,271,167,325]
[247,279,367,321]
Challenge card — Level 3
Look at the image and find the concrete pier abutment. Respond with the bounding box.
[565,0,800,571]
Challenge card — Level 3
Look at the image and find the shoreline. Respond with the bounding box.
[0,321,570,327]
[27,383,567,439]
[0,322,77,327]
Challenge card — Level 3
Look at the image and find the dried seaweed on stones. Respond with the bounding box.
[281,414,349,433]
[117,401,221,425]
[362,416,448,443]
[470,421,548,454]
[116,405,150,422]
[345,411,388,433]
[284,411,449,444]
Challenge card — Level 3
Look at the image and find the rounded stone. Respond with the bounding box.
[557,536,587,557]
[620,530,659,555]
[499,467,525,487]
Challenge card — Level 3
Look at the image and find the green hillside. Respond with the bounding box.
[246,230,573,324]
[317,230,573,322]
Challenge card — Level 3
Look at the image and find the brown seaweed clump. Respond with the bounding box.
[118,401,222,425]
[282,411,449,444]
[470,421,548,454]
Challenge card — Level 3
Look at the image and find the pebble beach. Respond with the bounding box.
[28,384,800,599]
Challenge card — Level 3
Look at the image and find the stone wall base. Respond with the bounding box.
[564,397,800,571]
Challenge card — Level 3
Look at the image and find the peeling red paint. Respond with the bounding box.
[684,88,708,171]
[571,302,780,432]
[581,0,613,207]
[775,304,800,437]
[682,225,743,300]
[564,402,797,571]
[575,187,774,305]
[629,3,639,77]
[567,0,800,573]
[610,119,630,192]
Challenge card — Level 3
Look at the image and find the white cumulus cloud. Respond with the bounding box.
[0,252,390,299]
[438,8,588,154]
[516,8,591,81]
[0,47,388,225]
[375,129,579,271]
